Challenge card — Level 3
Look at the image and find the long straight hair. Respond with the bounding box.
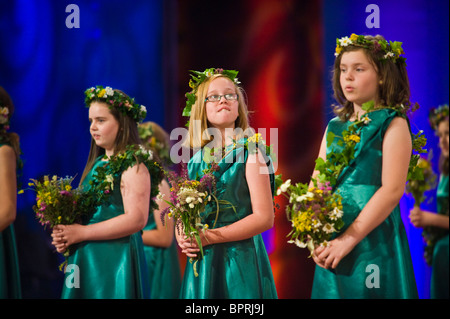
[186,74,250,149]
[80,91,142,185]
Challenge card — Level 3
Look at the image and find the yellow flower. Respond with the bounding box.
[293,211,312,233]
[189,79,195,89]
[98,89,106,97]
[350,33,359,41]
[344,134,361,144]
[65,185,72,191]
[150,137,156,147]
[248,133,262,143]
[335,45,343,54]
[44,180,49,187]
[417,158,431,169]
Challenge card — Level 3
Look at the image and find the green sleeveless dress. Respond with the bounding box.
[430,174,449,299]
[311,109,418,299]
[142,213,181,298]
[0,143,21,298]
[61,156,150,299]
[180,142,278,298]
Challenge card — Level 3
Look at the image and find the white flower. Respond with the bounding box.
[362,115,372,125]
[296,191,314,202]
[320,240,330,248]
[105,86,114,96]
[384,51,395,59]
[288,238,307,248]
[281,179,291,190]
[146,149,153,160]
[105,174,114,190]
[156,192,164,200]
[140,105,147,113]
[338,36,353,47]
[185,196,193,203]
[322,223,336,234]
[329,206,343,221]
[312,219,322,231]
[189,203,195,209]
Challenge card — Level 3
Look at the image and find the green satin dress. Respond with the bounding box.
[0,143,21,299]
[142,213,181,298]
[61,157,150,299]
[180,142,278,299]
[311,109,418,299]
[430,174,449,299]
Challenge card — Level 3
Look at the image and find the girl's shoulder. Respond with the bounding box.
[0,143,15,159]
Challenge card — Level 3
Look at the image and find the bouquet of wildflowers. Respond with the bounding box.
[278,179,344,254]
[29,175,92,228]
[406,155,437,206]
[28,175,97,270]
[159,150,235,276]
[406,154,440,265]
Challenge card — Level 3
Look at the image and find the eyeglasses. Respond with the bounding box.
[205,93,238,102]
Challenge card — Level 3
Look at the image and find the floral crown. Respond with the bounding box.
[182,68,240,118]
[84,85,147,123]
[0,106,10,132]
[335,33,406,64]
[429,104,449,130]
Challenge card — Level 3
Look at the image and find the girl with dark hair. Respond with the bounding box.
[310,34,418,298]
[51,86,153,299]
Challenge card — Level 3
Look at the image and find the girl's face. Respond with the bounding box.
[340,50,379,109]
[89,102,120,156]
[205,77,239,130]
[437,119,449,158]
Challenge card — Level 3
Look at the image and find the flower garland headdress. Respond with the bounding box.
[429,104,449,130]
[0,106,10,132]
[182,68,240,118]
[84,85,147,123]
[335,33,406,64]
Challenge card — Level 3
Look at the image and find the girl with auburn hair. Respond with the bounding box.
[310,34,418,298]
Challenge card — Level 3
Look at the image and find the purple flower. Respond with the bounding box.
[160,207,171,226]
[199,173,216,192]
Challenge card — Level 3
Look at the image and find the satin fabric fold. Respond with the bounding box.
[142,215,181,299]
[61,157,150,299]
[180,142,277,299]
[0,225,21,298]
[311,109,418,299]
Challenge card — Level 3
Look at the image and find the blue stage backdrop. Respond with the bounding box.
[0,0,448,299]
[0,0,166,297]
